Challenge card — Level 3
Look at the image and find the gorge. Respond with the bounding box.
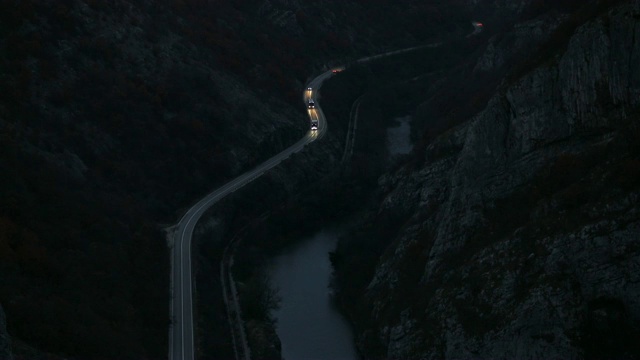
[1,0,639,359]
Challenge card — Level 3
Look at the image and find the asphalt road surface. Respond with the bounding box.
[169,69,335,360]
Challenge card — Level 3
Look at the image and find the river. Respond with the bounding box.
[269,230,359,360]
[387,115,413,156]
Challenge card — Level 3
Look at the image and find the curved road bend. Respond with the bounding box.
[169,69,335,360]
[170,22,485,359]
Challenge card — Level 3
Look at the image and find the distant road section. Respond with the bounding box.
[168,69,335,360]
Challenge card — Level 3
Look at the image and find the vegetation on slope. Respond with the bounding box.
[0,0,484,357]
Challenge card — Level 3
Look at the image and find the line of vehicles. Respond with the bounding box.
[305,68,343,131]
[306,87,317,131]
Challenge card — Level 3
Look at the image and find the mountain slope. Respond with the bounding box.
[0,0,484,358]
[332,1,640,358]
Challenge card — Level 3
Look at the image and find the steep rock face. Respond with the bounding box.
[361,3,640,359]
[0,305,13,360]
[474,13,567,72]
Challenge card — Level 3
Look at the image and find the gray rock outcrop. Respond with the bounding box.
[474,13,567,73]
[354,2,640,359]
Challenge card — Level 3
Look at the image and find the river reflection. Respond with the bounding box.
[269,230,358,360]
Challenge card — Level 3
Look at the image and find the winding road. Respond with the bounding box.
[168,21,483,360]
[169,69,334,360]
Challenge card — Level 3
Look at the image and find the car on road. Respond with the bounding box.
[311,120,318,130]
[332,69,342,73]
[307,87,312,91]
[308,99,315,109]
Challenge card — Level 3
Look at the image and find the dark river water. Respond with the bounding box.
[269,230,358,360]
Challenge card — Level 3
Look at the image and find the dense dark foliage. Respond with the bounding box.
[0,0,483,357]
[0,0,304,357]
[191,220,234,360]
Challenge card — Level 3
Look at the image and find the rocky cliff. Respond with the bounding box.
[336,2,640,359]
